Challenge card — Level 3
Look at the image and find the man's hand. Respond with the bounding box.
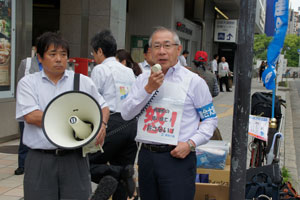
[95,125,106,146]
[170,141,191,159]
[144,71,164,94]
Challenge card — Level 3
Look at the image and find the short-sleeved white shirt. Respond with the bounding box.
[16,70,107,149]
[91,57,136,112]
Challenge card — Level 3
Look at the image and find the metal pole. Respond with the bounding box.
[229,0,256,199]
[298,52,300,67]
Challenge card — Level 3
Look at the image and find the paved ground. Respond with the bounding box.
[0,78,298,199]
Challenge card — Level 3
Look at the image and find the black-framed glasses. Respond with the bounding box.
[152,43,178,50]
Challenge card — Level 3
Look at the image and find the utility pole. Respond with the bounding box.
[229,0,257,199]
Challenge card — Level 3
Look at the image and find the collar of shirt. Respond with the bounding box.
[163,61,180,78]
[142,60,151,68]
[102,57,117,65]
[41,69,69,84]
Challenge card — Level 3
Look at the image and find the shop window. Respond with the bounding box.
[0,0,16,98]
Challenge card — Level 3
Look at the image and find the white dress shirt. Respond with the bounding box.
[121,62,218,147]
[91,57,136,112]
[178,55,187,66]
[16,70,107,149]
[138,60,151,73]
[212,59,218,73]
[218,62,230,77]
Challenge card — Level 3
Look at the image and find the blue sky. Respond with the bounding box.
[290,0,300,11]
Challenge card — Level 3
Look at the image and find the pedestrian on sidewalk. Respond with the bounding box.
[193,50,219,98]
[259,60,266,83]
[218,56,232,92]
[211,54,219,78]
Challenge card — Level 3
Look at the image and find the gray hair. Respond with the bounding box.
[148,26,181,46]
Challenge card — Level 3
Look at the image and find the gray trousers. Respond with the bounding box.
[24,149,91,200]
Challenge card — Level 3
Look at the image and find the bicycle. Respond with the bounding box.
[248,92,286,168]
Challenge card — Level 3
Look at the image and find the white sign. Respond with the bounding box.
[248,115,269,141]
[214,19,238,43]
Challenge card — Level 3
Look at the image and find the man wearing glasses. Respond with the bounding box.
[121,27,218,200]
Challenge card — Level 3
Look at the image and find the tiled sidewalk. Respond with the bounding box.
[0,140,23,200]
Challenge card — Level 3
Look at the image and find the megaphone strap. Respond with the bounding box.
[74,73,80,91]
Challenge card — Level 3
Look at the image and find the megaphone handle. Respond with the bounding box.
[99,145,104,153]
[98,145,110,165]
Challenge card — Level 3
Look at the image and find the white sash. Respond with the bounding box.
[136,74,192,145]
[109,66,133,112]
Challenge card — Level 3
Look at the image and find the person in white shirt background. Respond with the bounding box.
[218,56,232,92]
[138,44,154,73]
[121,27,217,200]
[90,29,137,199]
[211,54,219,78]
[178,49,189,67]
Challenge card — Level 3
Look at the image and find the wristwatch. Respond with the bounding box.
[187,140,196,152]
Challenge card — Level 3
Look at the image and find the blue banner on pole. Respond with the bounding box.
[262,0,289,90]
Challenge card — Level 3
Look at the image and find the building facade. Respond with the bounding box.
[0,0,265,141]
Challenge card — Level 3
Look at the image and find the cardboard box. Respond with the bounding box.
[195,156,230,200]
[196,164,230,184]
[194,183,229,200]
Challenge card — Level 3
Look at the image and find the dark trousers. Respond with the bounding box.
[89,113,137,200]
[89,113,137,165]
[219,76,230,91]
[138,147,196,200]
[18,122,29,168]
[24,149,91,200]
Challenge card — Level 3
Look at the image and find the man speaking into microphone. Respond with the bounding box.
[121,27,218,200]
[16,32,110,200]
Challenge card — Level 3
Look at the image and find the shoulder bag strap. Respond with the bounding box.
[74,73,80,91]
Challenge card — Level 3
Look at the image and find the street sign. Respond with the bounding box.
[214,19,238,43]
[297,49,300,54]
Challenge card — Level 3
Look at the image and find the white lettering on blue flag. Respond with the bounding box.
[196,103,216,121]
[263,0,288,90]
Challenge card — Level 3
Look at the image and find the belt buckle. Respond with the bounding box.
[149,145,156,152]
[55,149,63,156]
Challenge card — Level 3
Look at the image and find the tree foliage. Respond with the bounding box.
[254,34,300,67]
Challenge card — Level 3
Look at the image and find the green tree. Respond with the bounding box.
[253,34,272,60]
[283,34,300,67]
[254,34,300,67]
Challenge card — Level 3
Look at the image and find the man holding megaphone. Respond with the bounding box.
[16,32,110,200]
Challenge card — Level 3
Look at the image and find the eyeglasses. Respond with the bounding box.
[152,43,179,50]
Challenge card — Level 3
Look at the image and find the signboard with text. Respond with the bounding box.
[214,19,237,43]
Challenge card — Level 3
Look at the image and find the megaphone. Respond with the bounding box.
[42,91,102,149]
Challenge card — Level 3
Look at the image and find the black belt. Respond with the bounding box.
[33,148,81,156]
[142,143,175,153]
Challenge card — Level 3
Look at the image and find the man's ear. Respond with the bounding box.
[177,45,182,57]
[37,53,43,63]
[97,48,103,56]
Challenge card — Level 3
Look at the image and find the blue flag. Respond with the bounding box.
[262,0,289,89]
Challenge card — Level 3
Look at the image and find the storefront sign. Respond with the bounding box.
[176,22,192,35]
[214,19,237,43]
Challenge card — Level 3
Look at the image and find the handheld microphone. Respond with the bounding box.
[152,64,162,73]
[91,175,118,200]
